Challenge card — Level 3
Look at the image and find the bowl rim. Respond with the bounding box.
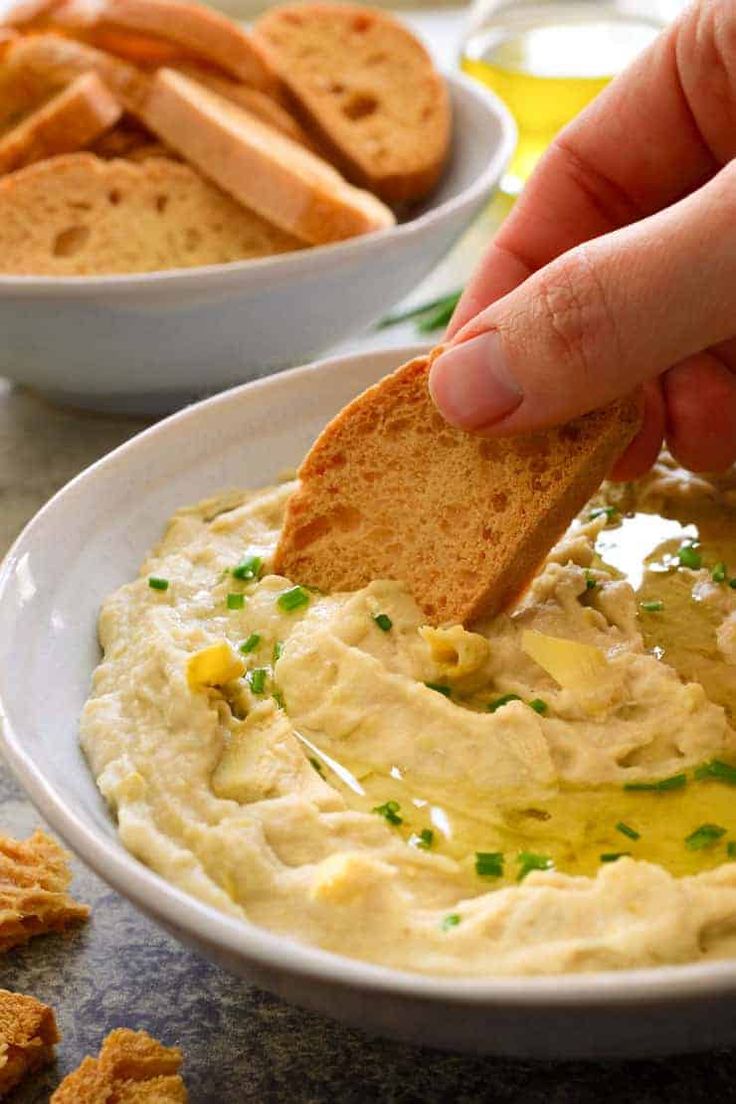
[4,342,736,1011]
[0,71,516,299]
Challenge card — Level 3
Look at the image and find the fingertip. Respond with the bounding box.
[664,356,736,472]
[609,381,665,481]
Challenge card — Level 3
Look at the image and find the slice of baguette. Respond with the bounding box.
[254,3,450,204]
[273,352,642,626]
[0,153,302,275]
[52,0,277,91]
[138,68,395,245]
[0,70,121,174]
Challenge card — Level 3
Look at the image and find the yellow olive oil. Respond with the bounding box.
[461,10,662,195]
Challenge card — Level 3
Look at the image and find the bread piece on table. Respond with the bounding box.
[0,70,121,174]
[88,114,172,160]
[273,353,642,626]
[51,0,277,91]
[0,152,302,274]
[51,1028,187,1103]
[1,31,148,113]
[138,68,395,246]
[254,3,450,204]
[0,828,89,952]
[0,990,60,1098]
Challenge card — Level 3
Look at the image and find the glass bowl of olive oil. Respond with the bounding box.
[461,0,676,197]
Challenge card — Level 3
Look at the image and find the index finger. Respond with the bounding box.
[449,0,729,337]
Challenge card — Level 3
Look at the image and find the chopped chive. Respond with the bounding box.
[488,693,522,713]
[378,289,462,330]
[529,698,548,715]
[239,632,261,654]
[373,800,403,826]
[517,851,553,881]
[685,823,727,851]
[277,585,310,612]
[712,562,728,583]
[730,578,736,589]
[247,667,268,694]
[694,759,736,785]
[416,292,462,334]
[640,599,664,612]
[441,913,461,931]
[309,756,324,776]
[475,851,504,878]
[588,506,619,522]
[227,593,245,610]
[272,690,285,710]
[600,852,630,863]
[148,576,169,591]
[232,554,263,581]
[411,828,435,850]
[624,773,687,793]
[616,821,641,841]
[678,543,702,570]
[373,613,393,632]
[584,570,599,591]
[728,841,736,860]
[425,682,452,697]
[272,640,284,663]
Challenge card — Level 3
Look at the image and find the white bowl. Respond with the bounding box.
[0,73,514,415]
[3,343,735,1060]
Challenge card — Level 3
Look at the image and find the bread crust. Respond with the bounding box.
[0,828,89,952]
[0,989,59,1098]
[50,1028,187,1102]
[274,353,642,625]
[0,70,121,174]
[254,2,450,203]
[138,68,396,245]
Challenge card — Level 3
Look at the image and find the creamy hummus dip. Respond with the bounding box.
[81,456,736,976]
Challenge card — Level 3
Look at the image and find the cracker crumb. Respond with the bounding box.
[0,828,90,952]
[0,988,59,1098]
[51,1028,187,1102]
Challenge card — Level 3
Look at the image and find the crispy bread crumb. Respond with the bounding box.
[274,353,642,625]
[51,1028,187,1102]
[0,828,89,952]
[0,989,59,1098]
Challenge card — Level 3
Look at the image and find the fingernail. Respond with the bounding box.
[429,331,523,429]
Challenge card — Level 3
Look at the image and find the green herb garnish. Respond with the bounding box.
[517,852,553,881]
[373,800,403,826]
[475,852,504,878]
[685,823,727,851]
[712,562,728,583]
[441,913,461,931]
[488,693,522,713]
[411,828,435,850]
[232,554,263,581]
[624,773,687,793]
[309,756,324,776]
[373,613,393,632]
[584,570,599,590]
[529,698,548,715]
[416,292,462,334]
[588,506,619,523]
[272,690,285,709]
[640,599,664,612]
[247,667,268,694]
[148,576,169,591]
[379,289,461,332]
[272,640,284,663]
[425,682,452,697]
[730,578,736,590]
[277,586,310,612]
[678,543,702,570]
[616,821,640,841]
[239,632,261,654]
[227,593,245,610]
[728,841,736,860]
[695,760,736,785]
[600,852,630,863]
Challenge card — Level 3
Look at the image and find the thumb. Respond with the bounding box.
[429,161,736,434]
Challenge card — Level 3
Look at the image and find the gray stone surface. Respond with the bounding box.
[2,380,736,1102]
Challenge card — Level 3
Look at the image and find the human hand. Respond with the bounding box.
[429,0,736,479]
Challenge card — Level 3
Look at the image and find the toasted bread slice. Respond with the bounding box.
[0,70,121,175]
[88,113,172,160]
[254,3,450,203]
[0,990,60,1098]
[51,1028,187,1103]
[52,0,276,91]
[138,68,395,245]
[0,829,89,953]
[0,152,302,274]
[273,352,642,626]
